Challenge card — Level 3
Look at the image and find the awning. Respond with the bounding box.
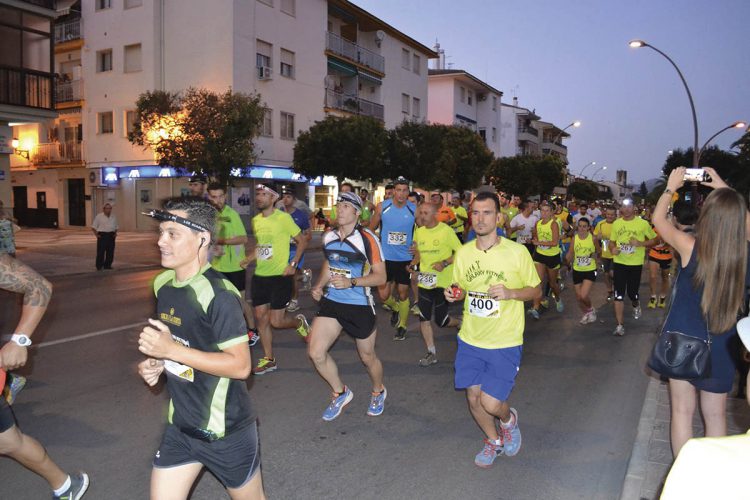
[327,58,357,77]
[358,70,382,86]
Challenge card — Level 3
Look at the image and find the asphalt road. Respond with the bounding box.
[0,231,662,499]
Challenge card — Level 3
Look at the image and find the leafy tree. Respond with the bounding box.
[128,88,265,186]
[567,181,600,202]
[638,181,648,198]
[663,146,745,199]
[387,121,446,184]
[293,115,388,183]
[486,155,566,198]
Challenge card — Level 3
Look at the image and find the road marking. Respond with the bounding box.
[37,321,147,348]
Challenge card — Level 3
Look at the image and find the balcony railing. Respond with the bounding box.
[55,79,83,103]
[326,31,385,74]
[54,18,82,44]
[517,126,538,136]
[0,65,54,110]
[33,141,84,164]
[325,89,384,121]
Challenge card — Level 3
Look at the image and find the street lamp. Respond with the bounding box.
[551,120,581,147]
[578,161,596,178]
[591,165,607,180]
[629,39,699,166]
[698,121,747,162]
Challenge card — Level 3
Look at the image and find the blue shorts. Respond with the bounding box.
[289,247,305,269]
[454,337,522,402]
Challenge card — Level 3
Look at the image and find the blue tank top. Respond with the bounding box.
[380,199,416,261]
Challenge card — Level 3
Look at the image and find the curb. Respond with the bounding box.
[620,375,661,500]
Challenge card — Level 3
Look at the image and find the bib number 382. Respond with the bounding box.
[467,291,500,318]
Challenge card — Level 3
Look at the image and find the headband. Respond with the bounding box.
[256,184,280,198]
[142,209,210,233]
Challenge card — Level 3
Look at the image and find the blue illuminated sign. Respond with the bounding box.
[111,165,321,185]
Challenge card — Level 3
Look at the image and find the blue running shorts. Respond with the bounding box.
[454,337,522,402]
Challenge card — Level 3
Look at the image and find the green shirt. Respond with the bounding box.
[611,217,656,266]
[211,205,247,273]
[535,219,560,257]
[252,209,301,277]
[414,223,462,289]
[451,205,468,234]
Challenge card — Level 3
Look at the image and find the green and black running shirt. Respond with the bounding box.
[153,264,255,438]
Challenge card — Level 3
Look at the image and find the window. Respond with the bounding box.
[280,0,295,16]
[401,48,410,69]
[123,43,142,73]
[124,0,142,8]
[492,127,497,142]
[98,111,113,134]
[412,97,420,118]
[459,86,465,103]
[256,40,272,69]
[261,108,272,137]
[125,110,138,135]
[280,49,294,78]
[96,0,111,10]
[492,96,497,111]
[280,112,295,140]
[401,93,410,115]
[96,49,112,72]
[468,91,473,106]
[412,54,421,75]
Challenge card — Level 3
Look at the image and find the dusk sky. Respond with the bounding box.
[354,0,750,184]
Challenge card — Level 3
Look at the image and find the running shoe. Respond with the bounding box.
[366,387,387,416]
[286,299,300,312]
[247,328,260,347]
[613,325,625,336]
[658,296,667,308]
[579,312,591,325]
[382,302,395,312]
[295,314,310,341]
[499,408,522,457]
[390,310,399,327]
[526,308,540,320]
[474,438,503,468]
[253,357,277,375]
[322,386,354,421]
[393,327,407,341]
[540,298,549,309]
[606,292,614,303]
[647,296,657,309]
[53,472,89,500]
[587,309,597,323]
[4,374,26,405]
[633,306,642,320]
[419,351,437,367]
[556,298,564,313]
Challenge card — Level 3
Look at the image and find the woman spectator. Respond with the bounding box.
[652,166,750,457]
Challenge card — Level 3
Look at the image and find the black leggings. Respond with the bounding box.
[613,263,642,302]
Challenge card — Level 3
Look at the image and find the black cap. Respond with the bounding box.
[189,173,207,184]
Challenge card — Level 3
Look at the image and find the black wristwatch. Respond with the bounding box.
[350,278,358,287]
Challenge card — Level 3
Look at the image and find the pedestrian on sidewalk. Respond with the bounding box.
[91,203,117,270]
[651,166,750,458]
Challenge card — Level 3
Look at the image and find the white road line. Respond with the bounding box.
[37,321,147,348]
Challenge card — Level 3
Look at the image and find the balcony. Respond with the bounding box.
[54,18,82,44]
[325,89,384,121]
[326,32,385,75]
[542,142,568,157]
[55,79,83,104]
[33,141,84,164]
[517,126,539,144]
[0,65,54,110]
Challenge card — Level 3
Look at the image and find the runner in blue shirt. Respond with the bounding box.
[281,188,311,312]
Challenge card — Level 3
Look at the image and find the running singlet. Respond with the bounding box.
[535,219,561,257]
[153,265,255,438]
[451,205,468,234]
[323,225,383,307]
[594,220,614,259]
[252,209,301,277]
[413,223,462,290]
[288,208,310,251]
[611,217,656,266]
[452,238,540,349]
[379,199,416,261]
[572,233,597,272]
[211,205,247,273]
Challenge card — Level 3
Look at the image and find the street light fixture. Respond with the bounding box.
[629,39,699,166]
[578,161,596,178]
[551,120,581,147]
[591,165,607,180]
[698,121,748,162]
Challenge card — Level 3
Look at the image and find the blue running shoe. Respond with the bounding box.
[322,386,353,421]
[367,387,387,416]
[499,408,522,456]
[474,438,502,468]
[556,298,564,313]
[526,308,540,320]
[53,472,90,500]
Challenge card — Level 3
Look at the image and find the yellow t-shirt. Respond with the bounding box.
[452,238,541,349]
[414,223,462,289]
[611,217,656,266]
[572,233,597,272]
[251,209,301,277]
[555,209,571,243]
[535,219,561,257]
[451,205,467,234]
[593,220,614,259]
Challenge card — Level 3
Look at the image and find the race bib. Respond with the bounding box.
[387,231,408,246]
[517,234,530,244]
[164,359,195,382]
[417,272,438,289]
[329,266,352,279]
[256,244,273,260]
[467,291,500,318]
[619,244,635,254]
[538,245,550,251]
[576,256,592,268]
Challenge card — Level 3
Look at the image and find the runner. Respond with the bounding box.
[369,176,417,341]
[138,199,265,499]
[188,173,208,198]
[280,188,312,313]
[410,202,462,366]
[450,194,468,243]
[593,206,617,302]
[566,218,598,324]
[609,198,658,336]
[308,192,387,421]
[359,188,376,228]
[445,191,541,467]
[528,202,564,319]
[509,202,538,254]
[250,184,310,375]
[431,192,457,226]
[647,227,672,309]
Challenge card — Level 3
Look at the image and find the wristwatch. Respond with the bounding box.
[442,260,449,268]
[290,261,297,268]
[10,334,32,347]
[350,278,358,287]
[663,188,674,195]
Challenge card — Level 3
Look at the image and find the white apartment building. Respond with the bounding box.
[10,0,436,230]
[499,99,540,157]
[427,68,503,157]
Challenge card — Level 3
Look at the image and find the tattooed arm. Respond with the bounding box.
[0,254,53,370]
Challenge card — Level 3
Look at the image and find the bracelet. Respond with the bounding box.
[663,189,674,195]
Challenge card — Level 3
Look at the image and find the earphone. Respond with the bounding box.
[199,237,206,248]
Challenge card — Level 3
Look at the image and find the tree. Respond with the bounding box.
[293,115,388,183]
[128,88,265,186]
[567,181,600,202]
[638,181,648,198]
[486,155,566,198]
[663,146,744,199]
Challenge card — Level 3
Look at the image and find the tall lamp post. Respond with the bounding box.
[629,40,699,167]
[578,161,596,178]
[698,121,747,163]
[551,120,581,147]
[591,165,607,181]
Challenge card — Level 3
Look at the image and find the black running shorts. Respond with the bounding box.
[417,287,450,326]
[0,398,16,433]
[532,251,560,270]
[385,260,412,286]
[251,275,293,309]
[221,270,247,292]
[572,270,597,285]
[317,297,376,339]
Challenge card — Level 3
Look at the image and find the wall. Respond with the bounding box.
[380,35,430,128]
[426,77,455,125]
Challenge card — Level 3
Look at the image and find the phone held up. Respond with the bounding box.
[683,168,710,183]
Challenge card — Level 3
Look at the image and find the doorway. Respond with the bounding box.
[67,178,86,226]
